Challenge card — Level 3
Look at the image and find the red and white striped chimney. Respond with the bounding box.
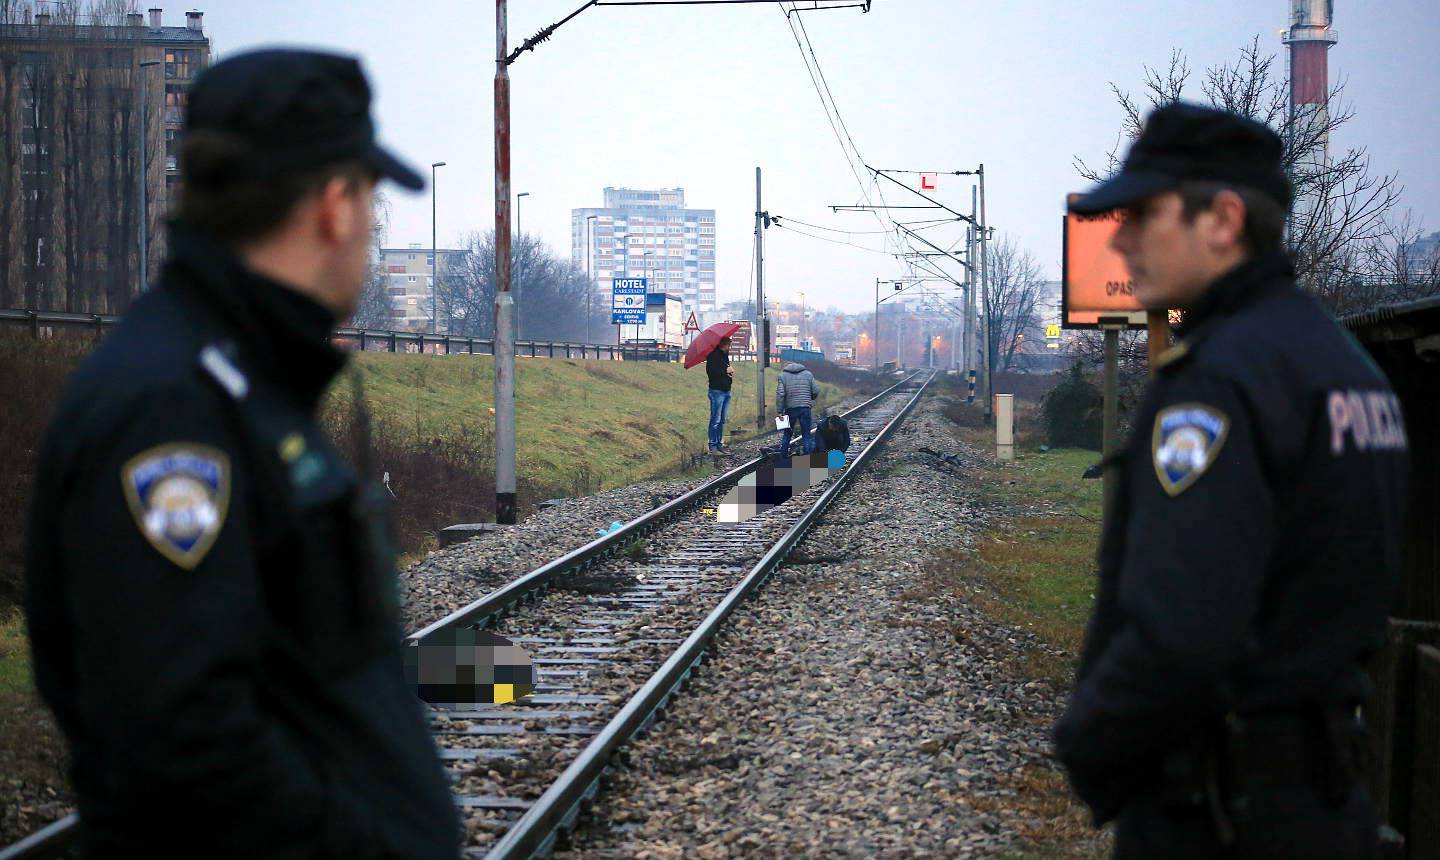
[1285,0,1337,110]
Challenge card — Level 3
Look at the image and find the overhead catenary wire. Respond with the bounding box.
[771,214,961,236]
[777,1,976,297]
[778,1,907,270]
[768,220,896,256]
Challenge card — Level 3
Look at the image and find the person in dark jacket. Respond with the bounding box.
[23,50,460,858]
[776,361,820,456]
[1054,102,1408,858]
[815,414,850,454]
[705,336,734,452]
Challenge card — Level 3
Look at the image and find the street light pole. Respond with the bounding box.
[137,59,161,292]
[515,191,529,341]
[873,278,880,372]
[431,161,446,336]
[494,0,517,525]
[585,214,597,344]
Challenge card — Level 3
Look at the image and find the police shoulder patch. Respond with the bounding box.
[1151,403,1229,497]
[121,443,231,570]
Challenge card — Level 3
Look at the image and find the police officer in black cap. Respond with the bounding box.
[25,50,460,857]
[1054,102,1408,857]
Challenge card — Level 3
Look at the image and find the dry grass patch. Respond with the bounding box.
[964,764,1107,859]
[0,609,72,844]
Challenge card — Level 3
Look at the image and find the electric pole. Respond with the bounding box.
[964,188,977,402]
[493,0,517,524]
[755,166,767,430]
[979,163,993,422]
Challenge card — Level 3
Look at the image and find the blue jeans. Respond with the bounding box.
[708,389,731,449]
[779,406,813,456]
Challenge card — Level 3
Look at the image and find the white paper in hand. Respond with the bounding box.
[775,415,791,431]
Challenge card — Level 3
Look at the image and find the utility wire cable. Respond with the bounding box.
[780,7,875,220]
[770,221,895,255]
[770,214,960,236]
[791,6,901,252]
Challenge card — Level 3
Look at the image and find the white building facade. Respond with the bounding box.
[571,187,717,327]
[379,244,468,331]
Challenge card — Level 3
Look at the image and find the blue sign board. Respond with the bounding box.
[612,278,647,325]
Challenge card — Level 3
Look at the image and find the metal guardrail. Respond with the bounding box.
[0,308,682,362]
[486,371,934,858]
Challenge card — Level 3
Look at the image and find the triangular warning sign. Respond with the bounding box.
[684,311,700,333]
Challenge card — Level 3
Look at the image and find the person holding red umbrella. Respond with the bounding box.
[704,336,734,452]
[685,321,741,453]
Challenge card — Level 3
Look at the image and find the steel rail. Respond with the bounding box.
[485,371,934,858]
[0,815,78,860]
[406,371,922,644]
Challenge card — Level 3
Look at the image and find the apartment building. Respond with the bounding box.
[571,187,716,325]
[379,243,468,331]
[0,6,209,311]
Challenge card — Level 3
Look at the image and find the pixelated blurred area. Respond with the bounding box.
[405,628,535,707]
[717,449,846,523]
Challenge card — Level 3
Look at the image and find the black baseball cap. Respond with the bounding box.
[184,49,424,191]
[1069,102,1291,215]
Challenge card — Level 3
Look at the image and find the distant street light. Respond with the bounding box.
[516,191,530,237]
[585,214,598,343]
[431,161,446,336]
[516,191,530,341]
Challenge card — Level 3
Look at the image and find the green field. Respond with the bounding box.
[973,448,1103,656]
[0,609,29,703]
[333,353,849,494]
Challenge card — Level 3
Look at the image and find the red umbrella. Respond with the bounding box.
[684,321,742,369]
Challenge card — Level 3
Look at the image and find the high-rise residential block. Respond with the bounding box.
[571,187,716,325]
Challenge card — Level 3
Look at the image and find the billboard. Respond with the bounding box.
[611,278,647,325]
[727,320,752,353]
[1061,194,1146,329]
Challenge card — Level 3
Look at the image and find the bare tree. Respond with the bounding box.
[434,231,602,343]
[1074,37,1423,315]
[985,236,1046,372]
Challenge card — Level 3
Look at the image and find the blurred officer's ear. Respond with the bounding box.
[1177,181,1286,258]
[314,170,378,248]
[178,129,375,248]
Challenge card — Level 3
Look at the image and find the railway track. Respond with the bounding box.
[421,370,934,859]
[0,370,933,860]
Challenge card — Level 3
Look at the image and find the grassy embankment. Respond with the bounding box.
[342,353,831,490]
[331,354,852,555]
[931,387,1108,859]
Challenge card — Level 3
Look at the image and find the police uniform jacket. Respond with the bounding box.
[24,224,460,858]
[1053,253,1409,822]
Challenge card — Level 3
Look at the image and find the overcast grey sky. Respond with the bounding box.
[202,0,1438,313]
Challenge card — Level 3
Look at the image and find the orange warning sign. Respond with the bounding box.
[1062,193,1146,329]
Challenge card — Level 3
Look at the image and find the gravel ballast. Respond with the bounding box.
[550,398,1078,858]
